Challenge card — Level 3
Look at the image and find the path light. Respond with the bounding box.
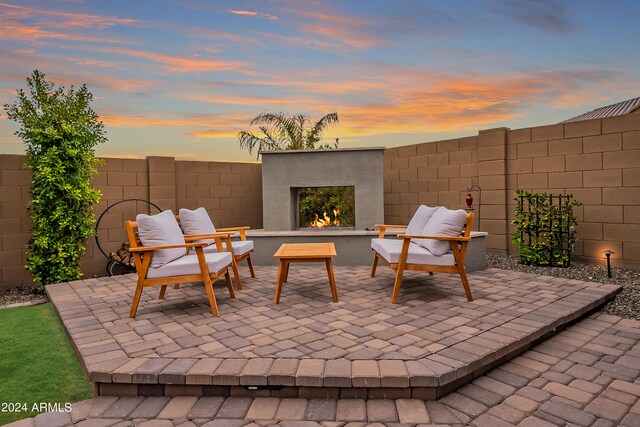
[603,250,614,278]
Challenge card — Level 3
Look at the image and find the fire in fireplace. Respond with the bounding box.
[298,186,355,230]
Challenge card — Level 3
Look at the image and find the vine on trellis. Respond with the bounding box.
[511,189,581,267]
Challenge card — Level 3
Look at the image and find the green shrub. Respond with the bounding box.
[511,189,581,267]
[3,70,105,289]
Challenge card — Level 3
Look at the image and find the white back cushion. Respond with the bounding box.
[136,210,186,268]
[416,207,467,256]
[179,207,216,235]
[406,205,439,246]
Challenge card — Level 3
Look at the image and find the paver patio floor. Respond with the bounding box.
[9,311,640,426]
[45,265,620,397]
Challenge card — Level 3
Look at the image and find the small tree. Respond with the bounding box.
[3,70,106,289]
[238,112,339,158]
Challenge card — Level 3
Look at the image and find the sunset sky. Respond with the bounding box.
[1,0,639,162]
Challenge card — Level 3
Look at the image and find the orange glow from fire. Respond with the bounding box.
[309,208,341,228]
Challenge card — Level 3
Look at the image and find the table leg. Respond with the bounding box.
[274,260,285,304]
[325,258,338,303]
[283,261,290,283]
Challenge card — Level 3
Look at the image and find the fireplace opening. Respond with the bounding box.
[298,186,355,230]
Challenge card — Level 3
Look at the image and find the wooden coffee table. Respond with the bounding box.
[273,242,338,304]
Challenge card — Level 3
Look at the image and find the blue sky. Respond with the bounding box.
[1,0,639,162]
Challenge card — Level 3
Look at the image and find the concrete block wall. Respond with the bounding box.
[504,113,640,269]
[0,155,261,289]
[383,136,479,226]
[0,155,31,289]
[175,160,262,229]
[383,111,640,270]
[1,109,638,288]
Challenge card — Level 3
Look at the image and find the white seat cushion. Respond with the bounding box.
[371,238,455,266]
[136,210,186,268]
[416,207,467,256]
[203,239,254,256]
[146,251,232,279]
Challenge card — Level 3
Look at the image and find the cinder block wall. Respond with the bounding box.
[1,110,638,288]
[383,111,640,269]
[0,155,261,289]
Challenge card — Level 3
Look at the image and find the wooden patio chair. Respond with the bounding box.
[125,210,235,318]
[371,205,474,303]
[178,208,256,289]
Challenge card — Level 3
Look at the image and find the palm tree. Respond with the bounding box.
[238,112,339,158]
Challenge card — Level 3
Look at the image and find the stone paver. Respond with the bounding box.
[6,270,634,427]
[8,311,639,427]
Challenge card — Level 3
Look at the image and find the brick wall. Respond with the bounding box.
[0,155,31,289]
[383,112,640,269]
[0,155,261,289]
[2,111,639,288]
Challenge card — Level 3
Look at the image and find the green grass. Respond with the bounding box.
[0,303,94,425]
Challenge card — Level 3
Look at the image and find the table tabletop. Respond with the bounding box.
[273,242,337,259]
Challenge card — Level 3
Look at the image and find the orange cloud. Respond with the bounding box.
[188,129,239,139]
[228,9,277,20]
[0,2,138,44]
[0,2,140,28]
[0,19,128,43]
[101,112,248,130]
[251,31,340,50]
[186,27,257,44]
[97,47,251,73]
[178,92,302,108]
[283,7,385,49]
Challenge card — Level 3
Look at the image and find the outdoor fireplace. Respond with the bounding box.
[261,148,384,231]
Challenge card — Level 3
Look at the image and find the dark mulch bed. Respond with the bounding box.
[0,286,46,308]
[487,252,640,320]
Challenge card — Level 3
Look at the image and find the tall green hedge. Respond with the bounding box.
[3,71,105,289]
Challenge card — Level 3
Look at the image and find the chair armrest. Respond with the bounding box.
[398,234,471,242]
[216,226,250,240]
[217,226,250,232]
[374,224,407,238]
[183,232,231,241]
[129,242,208,252]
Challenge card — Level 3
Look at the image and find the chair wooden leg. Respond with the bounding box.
[225,269,235,298]
[159,285,168,299]
[391,239,410,304]
[130,282,144,318]
[247,254,256,278]
[429,272,434,276]
[450,244,473,302]
[371,253,379,277]
[230,257,242,290]
[174,284,180,289]
[203,277,219,317]
[458,267,473,302]
[391,267,405,304]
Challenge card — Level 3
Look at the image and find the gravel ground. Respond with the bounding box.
[2,255,639,319]
[0,286,47,308]
[488,251,640,320]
